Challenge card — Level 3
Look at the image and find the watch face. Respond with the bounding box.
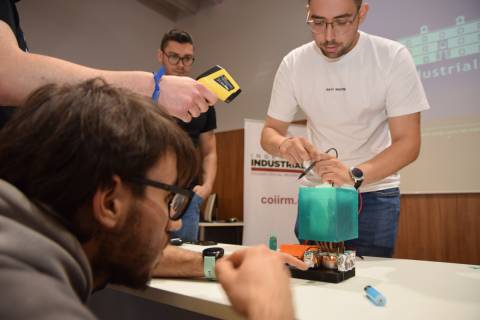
[351,167,363,179]
[202,247,224,259]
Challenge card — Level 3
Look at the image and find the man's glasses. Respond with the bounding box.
[128,177,194,221]
[306,9,360,35]
[163,52,195,66]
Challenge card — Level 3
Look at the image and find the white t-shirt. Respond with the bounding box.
[267,31,430,192]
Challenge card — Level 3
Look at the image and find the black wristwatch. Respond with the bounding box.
[202,247,224,280]
[349,167,364,190]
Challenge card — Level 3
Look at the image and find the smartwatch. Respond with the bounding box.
[202,247,224,280]
[349,167,364,190]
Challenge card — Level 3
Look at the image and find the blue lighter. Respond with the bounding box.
[364,285,387,306]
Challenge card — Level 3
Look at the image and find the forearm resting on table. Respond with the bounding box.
[152,245,204,278]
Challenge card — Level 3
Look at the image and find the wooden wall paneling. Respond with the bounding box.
[395,194,480,264]
[212,129,244,221]
[455,194,480,263]
[395,195,426,260]
[395,195,454,261]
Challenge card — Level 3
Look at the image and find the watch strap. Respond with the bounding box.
[349,167,364,190]
[203,255,216,280]
[354,179,363,190]
[151,66,165,103]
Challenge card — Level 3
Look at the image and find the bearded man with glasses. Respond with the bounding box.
[261,0,430,258]
[156,29,218,242]
[0,79,307,319]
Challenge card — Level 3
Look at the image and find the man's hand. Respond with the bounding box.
[313,157,353,187]
[215,245,307,320]
[192,184,211,200]
[278,136,318,165]
[157,75,218,122]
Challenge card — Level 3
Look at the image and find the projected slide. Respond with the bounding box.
[398,16,479,76]
[362,0,480,123]
[399,16,480,67]
[362,0,480,193]
[399,15,479,122]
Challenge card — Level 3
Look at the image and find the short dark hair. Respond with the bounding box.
[0,79,198,238]
[308,0,362,9]
[160,29,194,51]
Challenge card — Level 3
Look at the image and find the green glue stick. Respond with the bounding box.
[269,235,277,251]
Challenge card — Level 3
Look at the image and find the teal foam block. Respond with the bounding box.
[298,185,358,242]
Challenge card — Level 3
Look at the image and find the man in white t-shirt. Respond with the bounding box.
[261,0,430,257]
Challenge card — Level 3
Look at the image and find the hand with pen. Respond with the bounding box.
[277,136,319,165]
[308,150,353,187]
[278,136,353,187]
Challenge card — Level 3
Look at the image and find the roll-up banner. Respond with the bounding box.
[243,119,307,246]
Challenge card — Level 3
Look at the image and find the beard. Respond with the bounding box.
[91,202,162,289]
[319,40,350,59]
[318,31,360,59]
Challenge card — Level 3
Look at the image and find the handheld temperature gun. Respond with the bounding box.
[197,65,241,103]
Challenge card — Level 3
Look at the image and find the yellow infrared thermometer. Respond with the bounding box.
[197,65,241,103]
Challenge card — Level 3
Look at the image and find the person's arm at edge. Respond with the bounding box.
[193,130,217,199]
[0,21,151,105]
[0,21,217,121]
[358,112,421,185]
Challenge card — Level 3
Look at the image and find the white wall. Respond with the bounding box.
[176,0,311,131]
[17,0,173,71]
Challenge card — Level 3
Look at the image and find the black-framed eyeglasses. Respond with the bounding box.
[163,51,195,66]
[306,9,360,35]
[128,177,194,221]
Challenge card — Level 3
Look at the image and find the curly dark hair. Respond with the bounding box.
[0,78,198,239]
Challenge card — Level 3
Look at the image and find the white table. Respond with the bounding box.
[114,244,480,320]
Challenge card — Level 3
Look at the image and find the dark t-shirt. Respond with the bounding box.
[176,106,217,188]
[176,107,217,147]
[0,0,28,129]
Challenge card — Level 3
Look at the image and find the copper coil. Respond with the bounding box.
[322,254,337,270]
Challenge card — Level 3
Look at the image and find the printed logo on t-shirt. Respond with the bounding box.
[325,87,347,92]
